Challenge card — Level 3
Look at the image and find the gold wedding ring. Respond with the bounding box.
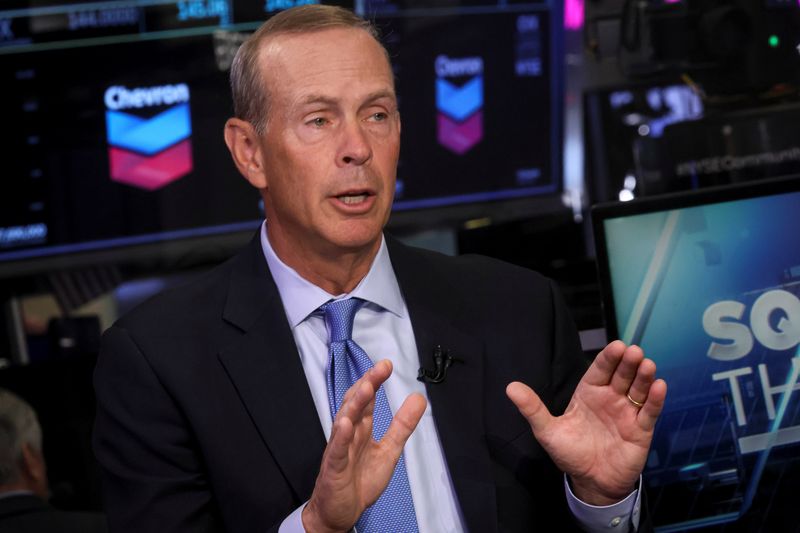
[626,392,644,408]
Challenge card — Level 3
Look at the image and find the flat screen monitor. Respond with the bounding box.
[376,1,562,211]
[0,0,564,281]
[592,175,800,531]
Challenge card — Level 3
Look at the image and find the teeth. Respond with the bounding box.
[339,194,368,205]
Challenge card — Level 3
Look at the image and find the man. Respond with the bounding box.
[93,5,666,532]
[0,388,108,533]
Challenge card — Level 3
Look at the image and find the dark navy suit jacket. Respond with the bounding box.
[94,234,623,532]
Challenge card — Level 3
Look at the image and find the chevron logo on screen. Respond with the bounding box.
[104,83,193,191]
[435,55,484,154]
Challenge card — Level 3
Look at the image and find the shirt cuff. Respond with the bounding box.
[278,502,307,533]
[564,475,642,532]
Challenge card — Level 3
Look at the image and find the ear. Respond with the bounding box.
[224,118,268,190]
[20,443,48,499]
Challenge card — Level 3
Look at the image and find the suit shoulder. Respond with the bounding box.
[113,254,236,335]
[390,239,552,294]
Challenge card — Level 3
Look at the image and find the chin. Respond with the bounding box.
[328,224,384,252]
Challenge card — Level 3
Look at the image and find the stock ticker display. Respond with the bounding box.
[600,183,800,532]
[0,0,560,271]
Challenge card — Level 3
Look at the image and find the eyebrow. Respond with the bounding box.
[297,90,397,109]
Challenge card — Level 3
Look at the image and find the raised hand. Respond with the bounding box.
[302,359,427,533]
[506,341,667,505]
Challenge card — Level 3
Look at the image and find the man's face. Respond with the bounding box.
[256,27,400,258]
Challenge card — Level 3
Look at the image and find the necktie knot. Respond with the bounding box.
[321,298,363,343]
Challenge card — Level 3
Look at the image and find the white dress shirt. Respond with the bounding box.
[260,224,639,532]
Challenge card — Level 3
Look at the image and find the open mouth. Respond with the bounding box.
[336,192,372,205]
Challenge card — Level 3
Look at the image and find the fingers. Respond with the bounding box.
[335,376,376,431]
[626,357,656,405]
[309,361,422,532]
[506,381,554,436]
[609,345,645,395]
[344,359,392,407]
[335,359,393,427]
[326,380,375,473]
[638,378,667,432]
[381,393,427,453]
[582,340,626,386]
[364,359,393,389]
[584,340,665,421]
[328,361,394,472]
[326,414,356,471]
[583,341,650,396]
[330,388,425,474]
[613,347,666,431]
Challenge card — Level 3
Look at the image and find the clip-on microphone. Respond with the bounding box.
[417,344,460,384]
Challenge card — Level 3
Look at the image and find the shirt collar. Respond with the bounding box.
[260,222,405,327]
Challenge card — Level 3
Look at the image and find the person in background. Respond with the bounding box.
[0,388,107,533]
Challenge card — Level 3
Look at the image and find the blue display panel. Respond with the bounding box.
[593,177,800,531]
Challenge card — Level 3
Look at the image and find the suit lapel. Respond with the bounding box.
[389,237,499,533]
[214,235,500,528]
[217,236,326,502]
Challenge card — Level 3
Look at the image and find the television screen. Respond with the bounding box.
[374,1,561,210]
[592,176,800,531]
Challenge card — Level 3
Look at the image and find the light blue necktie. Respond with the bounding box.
[321,297,419,533]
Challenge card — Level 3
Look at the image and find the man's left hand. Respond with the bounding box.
[506,340,667,505]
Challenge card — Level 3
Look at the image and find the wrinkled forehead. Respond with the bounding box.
[256,27,395,98]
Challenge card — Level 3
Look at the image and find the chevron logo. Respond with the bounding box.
[437,110,483,155]
[436,77,483,121]
[104,84,193,190]
[435,56,484,154]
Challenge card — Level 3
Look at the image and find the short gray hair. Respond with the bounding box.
[229,4,386,134]
[0,388,42,485]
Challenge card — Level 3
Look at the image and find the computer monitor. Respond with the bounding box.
[592,175,800,531]
[377,1,562,213]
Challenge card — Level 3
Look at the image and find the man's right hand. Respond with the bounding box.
[302,359,426,533]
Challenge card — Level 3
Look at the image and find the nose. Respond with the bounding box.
[337,119,372,167]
